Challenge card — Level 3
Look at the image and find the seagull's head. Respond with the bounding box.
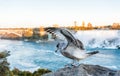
[55,43,61,52]
[55,42,66,52]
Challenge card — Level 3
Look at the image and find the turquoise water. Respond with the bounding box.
[0,39,120,72]
[0,30,120,71]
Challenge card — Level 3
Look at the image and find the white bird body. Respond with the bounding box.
[58,42,89,61]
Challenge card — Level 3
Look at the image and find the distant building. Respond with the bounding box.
[87,22,93,29]
[112,23,120,29]
[53,24,59,28]
[33,28,40,39]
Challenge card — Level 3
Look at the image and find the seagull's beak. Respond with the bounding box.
[55,48,59,52]
[55,50,57,52]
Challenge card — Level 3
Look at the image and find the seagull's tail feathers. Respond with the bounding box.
[87,51,99,56]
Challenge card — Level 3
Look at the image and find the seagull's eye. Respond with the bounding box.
[56,43,59,48]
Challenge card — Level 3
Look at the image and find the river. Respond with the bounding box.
[0,30,120,72]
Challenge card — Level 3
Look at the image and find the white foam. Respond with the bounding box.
[76,30,120,49]
[17,61,37,67]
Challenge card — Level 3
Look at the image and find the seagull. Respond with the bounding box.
[45,27,99,66]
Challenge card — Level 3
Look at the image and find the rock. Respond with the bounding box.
[0,50,10,58]
[0,50,10,76]
[42,64,120,76]
[115,71,120,76]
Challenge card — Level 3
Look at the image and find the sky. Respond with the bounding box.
[0,0,120,27]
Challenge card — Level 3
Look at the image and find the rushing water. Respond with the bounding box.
[0,30,120,72]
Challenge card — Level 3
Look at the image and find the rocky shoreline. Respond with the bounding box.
[0,50,51,76]
[42,64,120,76]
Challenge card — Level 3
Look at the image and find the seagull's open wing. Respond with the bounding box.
[60,29,84,50]
[45,27,76,41]
[45,27,61,40]
[45,27,84,50]
[76,39,85,50]
[45,27,60,32]
[60,29,76,44]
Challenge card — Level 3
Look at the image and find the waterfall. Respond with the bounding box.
[76,30,120,49]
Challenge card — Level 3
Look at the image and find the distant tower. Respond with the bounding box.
[82,21,85,27]
[74,21,77,26]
